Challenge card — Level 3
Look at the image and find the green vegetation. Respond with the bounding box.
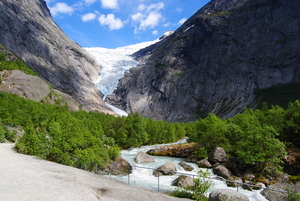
[170,169,211,201]
[0,91,186,171]
[189,101,300,174]
[0,123,16,143]
[0,53,37,76]
[287,189,300,201]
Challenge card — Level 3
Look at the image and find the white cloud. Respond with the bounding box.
[178,18,187,25]
[82,13,96,22]
[101,0,118,9]
[132,12,144,21]
[175,8,183,14]
[139,11,161,30]
[152,30,158,35]
[49,3,74,17]
[98,14,124,30]
[164,22,171,27]
[132,2,165,33]
[137,4,146,12]
[146,2,164,12]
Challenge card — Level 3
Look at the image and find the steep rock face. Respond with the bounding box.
[0,0,113,114]
[106,0,300,122]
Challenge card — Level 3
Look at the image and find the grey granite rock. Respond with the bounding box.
[0,0,114,115]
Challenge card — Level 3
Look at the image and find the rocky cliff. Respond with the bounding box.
[0,0,114,114]
[106,0,300,122]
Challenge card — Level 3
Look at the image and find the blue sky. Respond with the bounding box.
[45,0,210,48]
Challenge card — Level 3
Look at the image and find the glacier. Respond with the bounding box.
[85,40,158,97]
[84,32,174,116]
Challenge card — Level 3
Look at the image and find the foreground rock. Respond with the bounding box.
[100,156,132,175]
[212,163,232,180]
[208,147,228,164]
[261,182,300,201]
[134,152,155,163]
[209,189,249,201]
[0,0,114,114]
[0,143,190,201]
[153,162,177,177]
[172,175,194,188]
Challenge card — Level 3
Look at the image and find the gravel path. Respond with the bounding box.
[0,143,190,201]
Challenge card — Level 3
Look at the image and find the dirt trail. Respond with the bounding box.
[0,143,190,201]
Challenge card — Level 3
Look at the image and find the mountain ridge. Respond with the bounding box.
[0,0,114,115]
[106,0,300,122]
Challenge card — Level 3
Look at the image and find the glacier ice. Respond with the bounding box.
[84,40,159,97]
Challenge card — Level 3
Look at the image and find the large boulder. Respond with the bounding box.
[283,148,300,175]
[153,162,177,177]
[179,162,194,171]
[134,152,155,163]
[100,156,132,175]
[172,175,194,188]
[208,147,228,164]
[197,159,212,168]
[209,189,249,201]
[212,163,232,179]
[261,182,300,201]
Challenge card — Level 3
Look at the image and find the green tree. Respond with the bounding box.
[191,114,231,153]
[235,125,286,173]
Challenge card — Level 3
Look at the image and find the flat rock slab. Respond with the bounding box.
[0,143,191,201]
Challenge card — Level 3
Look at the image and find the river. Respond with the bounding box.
[105,139,268,201]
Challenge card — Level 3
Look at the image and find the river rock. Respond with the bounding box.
[261,182,300,201]
[101,156,132,175]
[212,163,232,179]
[134,152,155,163]
[208,147,228,164]
[172,175,194,188]
[283,148,300,175]
[197,159,212,168]
[179,162,194,171]
[146,143,197,158]
[153,162,177,177]
[209,189,249,201]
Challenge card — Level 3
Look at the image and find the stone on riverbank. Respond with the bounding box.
[209,189,249,201]
[153,162,177,177]
[134,152,155,163]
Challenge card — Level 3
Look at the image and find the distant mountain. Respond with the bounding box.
[0,0,114,115]
[106,0,300,122]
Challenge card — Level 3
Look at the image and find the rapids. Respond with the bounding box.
[105,140,268,201]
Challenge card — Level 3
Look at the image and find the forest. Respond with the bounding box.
[1,89,299,176]
[0,50,299,177]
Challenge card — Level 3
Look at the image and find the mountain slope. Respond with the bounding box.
[106,0,300,122]
[0,0,113,114]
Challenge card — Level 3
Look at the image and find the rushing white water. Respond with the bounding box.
[105,139,268,201]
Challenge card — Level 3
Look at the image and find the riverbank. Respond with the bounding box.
[0,143,190,201]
